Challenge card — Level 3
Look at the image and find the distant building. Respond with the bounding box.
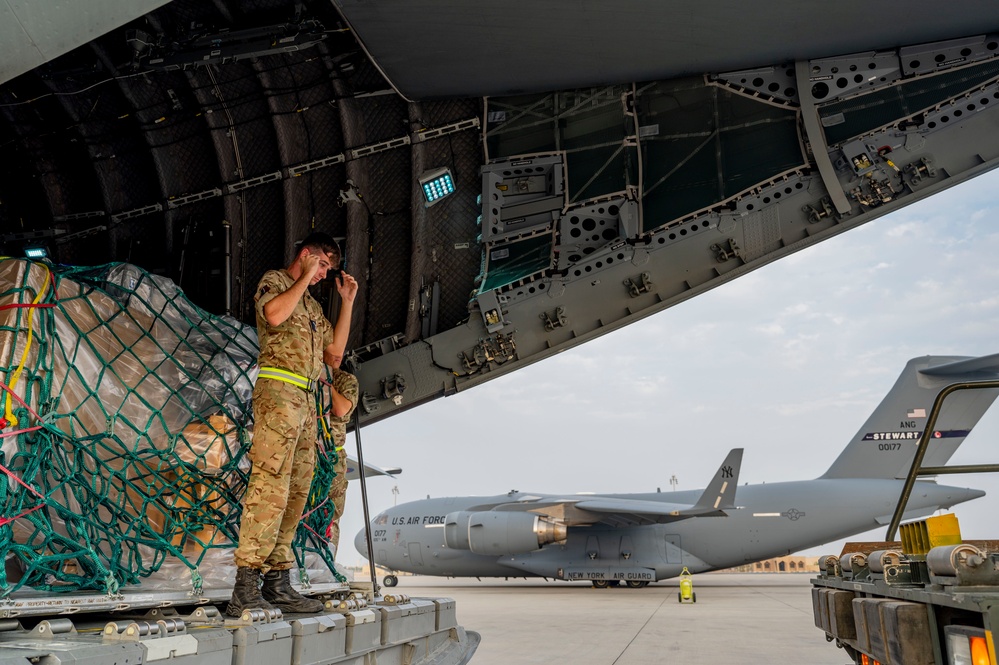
[723,556,821,573]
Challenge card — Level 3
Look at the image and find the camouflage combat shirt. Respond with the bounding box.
[328,369,359,446]
[254,269,334,382]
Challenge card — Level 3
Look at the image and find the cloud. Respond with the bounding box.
[632,377,665,394]
[883,221,922,238]
[754,322,784,336]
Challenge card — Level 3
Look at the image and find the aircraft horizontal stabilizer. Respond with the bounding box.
[873,488,986,524]
[345,457,401,481]
[919,352,999,377]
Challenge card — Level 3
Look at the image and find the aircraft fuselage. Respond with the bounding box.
[356,479,983,581]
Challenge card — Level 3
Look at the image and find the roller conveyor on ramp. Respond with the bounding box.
[0,584,479,665]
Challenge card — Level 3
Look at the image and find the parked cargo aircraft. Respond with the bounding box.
[357,354,999,587]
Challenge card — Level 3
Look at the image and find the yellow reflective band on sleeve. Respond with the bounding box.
[258,366,313,391]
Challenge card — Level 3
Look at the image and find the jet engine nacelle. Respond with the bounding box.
[443,511,474,550]
[444,510,567,556]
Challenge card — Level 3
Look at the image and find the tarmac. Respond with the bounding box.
[382,573,853,665]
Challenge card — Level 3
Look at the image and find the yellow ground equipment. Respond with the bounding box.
[678,567,696,603]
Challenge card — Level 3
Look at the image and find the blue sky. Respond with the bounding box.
[339,168,999,567]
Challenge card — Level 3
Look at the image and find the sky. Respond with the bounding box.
[337,169,999,568]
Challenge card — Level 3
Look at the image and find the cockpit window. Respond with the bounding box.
[375,513,388,525]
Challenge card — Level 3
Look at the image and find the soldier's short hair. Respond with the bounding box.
[297,232,341,264]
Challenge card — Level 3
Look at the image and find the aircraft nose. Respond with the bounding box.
[354,526,370,559]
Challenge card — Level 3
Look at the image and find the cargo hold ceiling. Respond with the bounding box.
[334,0,999,99]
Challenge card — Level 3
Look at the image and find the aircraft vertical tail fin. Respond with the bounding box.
[820,354,999,479]
[682,448,743,516]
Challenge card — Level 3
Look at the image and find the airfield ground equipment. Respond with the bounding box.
[0,258,478,664]
[678,567,696,603]
[811,381,999,665]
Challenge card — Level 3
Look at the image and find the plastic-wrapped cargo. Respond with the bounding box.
[0,258,343,597]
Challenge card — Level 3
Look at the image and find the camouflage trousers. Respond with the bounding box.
[234,378,316,570]
[328,448,348,554]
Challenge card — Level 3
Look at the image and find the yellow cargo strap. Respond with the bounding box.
[4,260,51,428]
[258,366,313,391]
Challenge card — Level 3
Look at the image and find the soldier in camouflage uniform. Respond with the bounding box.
[325,368,358,558]
[228,232,357,617]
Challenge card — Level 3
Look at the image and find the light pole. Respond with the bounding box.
[392,485,399,506]
[669,474,678,492]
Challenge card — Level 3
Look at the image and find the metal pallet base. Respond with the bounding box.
[0,587,478,665]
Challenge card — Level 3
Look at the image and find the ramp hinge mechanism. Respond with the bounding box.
[458,332,517,372]
[802,196,837,224]
[904,156,937,188]
[623,272,653,297]
[710,239,742,263]
[540,306,568,332]
[381,373,406,406]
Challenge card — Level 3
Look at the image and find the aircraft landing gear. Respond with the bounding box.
[626,580,649,589]
[383,574,398,587]
[591,579,610,589]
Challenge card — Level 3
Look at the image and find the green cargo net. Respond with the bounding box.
[0,258,345,597]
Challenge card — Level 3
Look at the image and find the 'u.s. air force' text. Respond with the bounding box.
[391,515,446,525]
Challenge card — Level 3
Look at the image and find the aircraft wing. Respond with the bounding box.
[488,449,743,527]
[575,449,744,525]
[571,497,719,525]
[489,499,581,512]
[345,457,402,481]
